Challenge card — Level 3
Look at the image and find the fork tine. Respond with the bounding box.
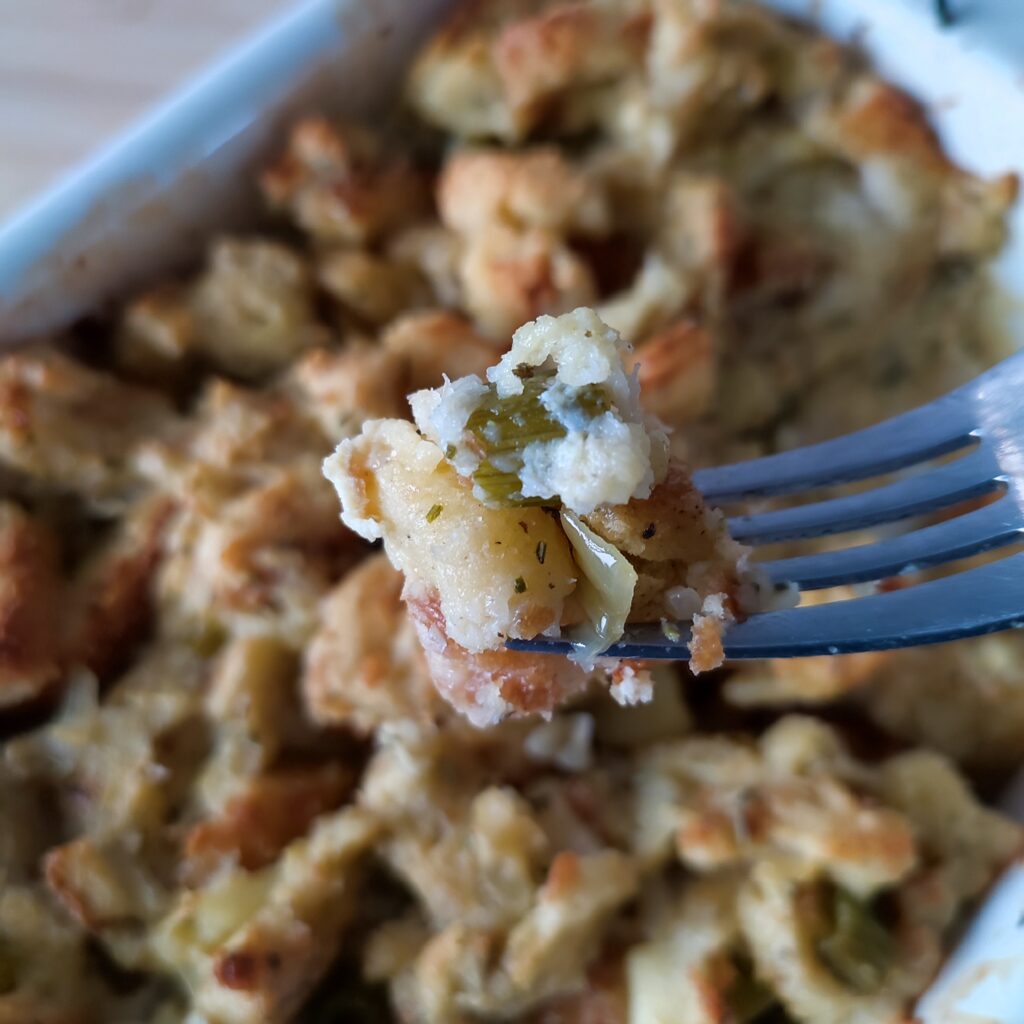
[722,549,1024,658]
[693,392,977,503]
[506,550,1024,660]
[727,443,1003,544]
[760,496,1024,589]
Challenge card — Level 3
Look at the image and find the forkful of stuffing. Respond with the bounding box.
[323,306,1024,724]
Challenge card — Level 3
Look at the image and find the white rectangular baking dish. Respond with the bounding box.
[0,0,1022,1019]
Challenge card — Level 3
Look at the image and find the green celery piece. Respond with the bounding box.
[463,370,610,507]
[816,887,894,994]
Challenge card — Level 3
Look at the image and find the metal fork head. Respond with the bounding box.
[508,349,1024,661]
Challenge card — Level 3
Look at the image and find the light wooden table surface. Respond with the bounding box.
[0,0,291,220]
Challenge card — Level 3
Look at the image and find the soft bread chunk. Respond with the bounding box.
[379,309,497,391]
[323,417,578,654]
[438,147,610,236]
[260,116,428,244]
[301,554,442,733]
[0,504,60,709]
[0,348,176,506]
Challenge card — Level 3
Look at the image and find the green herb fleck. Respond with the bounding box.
[444,444,456,460]
[660,618,682,643]
[426,503,443,523]
[514,576,527,594]
[536,540,547,564]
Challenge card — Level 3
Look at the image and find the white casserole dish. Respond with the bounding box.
[0,0,1022,1018]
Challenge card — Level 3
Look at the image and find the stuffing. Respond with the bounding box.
[406,0,546,142]
[809,77,1017,261]
[189,238,328,378]
[405,592,591,728]
[656,175,740,309]
[317,248,431,328]
[157,381,354,647]
[490,850,638,1004]
[62,495,174,680]
[324,308,745,720]
[630,717,1021,1024]
[645,0,799,148]
[114,284,196,383]
[5,645,208,838]
[380,309,497,390]
[201,635,303,775]
[0,883,165,1023]
[626,875,745,1024]
[633,717,918,893]
[409,0,649,143]
[324,414,579,663]
[152,807,379,1024]
[438,148,610,238]
[0,348,176,507]
[437,149,612,338]
[282,343,409,441]
[44,833,169,936]
[596,252,692,343]
[527,956,627,1024]
[190,634,320,824]
[362,727,638,1021]
[388,224,465,308]
[361,731,549,933]
[301,553,442,733]
[0,503,60,708]
[580,461,742,587]
[175,376,325,472]
[634,318,717,426]
[158,460,350,647]
[881,749,1024,906]
[736,860,937,1024]
[2,1,1021,1021]
[460,224,599,339]
[181,764,353,885]
[860,633,1024,778]
[260,116,428,244]
[492,1,651,133]
[433,307,668,513]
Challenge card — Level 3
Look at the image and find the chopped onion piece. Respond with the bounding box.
[560,510,637,661]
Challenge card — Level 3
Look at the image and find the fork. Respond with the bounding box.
[508,349,1024,661]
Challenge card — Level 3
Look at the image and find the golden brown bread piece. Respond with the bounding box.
[181,764,353,885]
[0,503,60,709]
[0,348,176,506]
[302,554,442,734]
[635,319,717,426]
[381,309,498,390]
[63,495,174,681]
[406,591,591,727]
[260,117,429,245]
